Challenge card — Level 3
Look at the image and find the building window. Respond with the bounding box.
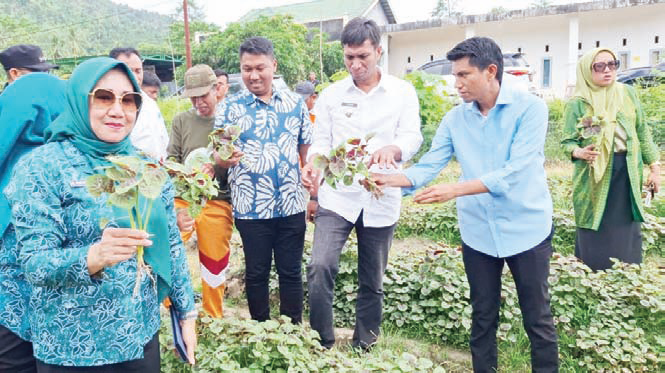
[596,41,600,47]
[578,42,582,50]
[656,36,660,44]
[622,38,627,46]
[430,54,434,61]
[650,49,664,65]
[542,57,552,88]
[618,51,630,70]
[518,47,522,53]
[545,45,549,52]
[407,56,411,63]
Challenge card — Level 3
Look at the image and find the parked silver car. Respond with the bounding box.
[417,52,536,93]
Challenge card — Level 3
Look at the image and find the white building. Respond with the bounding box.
[382,0,665,97]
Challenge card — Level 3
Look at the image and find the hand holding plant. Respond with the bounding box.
[86,155,168,295]
[311,133,384,199]
[161,148,220,219]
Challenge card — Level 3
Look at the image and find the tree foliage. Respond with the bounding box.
[187,15,344,86]
[0,0,173,62]
[431,0,462,18]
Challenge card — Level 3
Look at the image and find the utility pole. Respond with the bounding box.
[183,0,192,69]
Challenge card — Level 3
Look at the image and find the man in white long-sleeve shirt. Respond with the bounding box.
[110,47,169,161]
[302,17,422,350]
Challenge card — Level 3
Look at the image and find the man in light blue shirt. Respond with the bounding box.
[374,37,558,372]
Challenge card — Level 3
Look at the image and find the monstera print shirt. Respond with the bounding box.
[214,88,312,220]
[4,140,195,366]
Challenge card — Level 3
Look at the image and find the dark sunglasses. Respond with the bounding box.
[592,60,620,73]
[89,88,142,113]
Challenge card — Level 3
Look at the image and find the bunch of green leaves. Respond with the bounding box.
[209,125,241,160]
[86,155,168,294]
[162,148,219,218]
[312,134,383,198]
[576,115,604,142]
[159,315,444,372]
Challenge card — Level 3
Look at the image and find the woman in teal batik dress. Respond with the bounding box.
[4,57,197,372]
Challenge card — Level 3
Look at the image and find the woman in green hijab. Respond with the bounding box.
[5,57,197,371]
[562,48,660,271]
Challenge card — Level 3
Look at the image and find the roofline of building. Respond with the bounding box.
[361,0,396,24]
[241,0,397,25]
[381,0,664,33]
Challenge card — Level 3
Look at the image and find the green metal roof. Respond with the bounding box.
[52,54,183,68]
[239,0,396,24]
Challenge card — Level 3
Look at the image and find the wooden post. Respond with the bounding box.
[184,0,192,69]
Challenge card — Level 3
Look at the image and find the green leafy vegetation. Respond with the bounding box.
[188,15,345,86]
[160,316,447,372]
[86,155,168,294]
[403,71,455,163]
[162,149,219,218]
[0,0,172,57]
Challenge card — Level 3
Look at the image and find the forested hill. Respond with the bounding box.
[0,0,174,58]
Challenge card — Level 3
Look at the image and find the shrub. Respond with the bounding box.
[403,71,455,163]
[157,97,192,133]
[635,83,665,152]
[545,99,568,161]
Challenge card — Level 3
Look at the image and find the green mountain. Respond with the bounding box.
[0,0,174,58]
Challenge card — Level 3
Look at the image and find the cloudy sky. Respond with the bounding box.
[111,0,588,26]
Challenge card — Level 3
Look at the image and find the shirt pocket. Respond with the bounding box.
[330,105,361,137]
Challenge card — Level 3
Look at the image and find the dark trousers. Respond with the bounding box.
[0,325,36,373]
[35,333,160,373]
[307,207,395,349]
[235,212,306,323]
[462,234,559,373]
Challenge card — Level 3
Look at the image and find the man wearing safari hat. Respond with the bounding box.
[167,64,233,318]
[0,44,58,90]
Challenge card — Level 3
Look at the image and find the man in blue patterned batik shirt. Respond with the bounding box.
[214,37,312,323]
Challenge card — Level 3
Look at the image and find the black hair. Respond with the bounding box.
[341,17,381,47]
[142,71,161,88]
[239,37,274,59]
[109,47,142,60]
[213,69,228,80]
[446,37,503,83]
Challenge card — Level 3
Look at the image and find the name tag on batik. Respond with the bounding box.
[70,180,87,188]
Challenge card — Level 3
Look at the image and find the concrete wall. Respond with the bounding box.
[385,2,665,97]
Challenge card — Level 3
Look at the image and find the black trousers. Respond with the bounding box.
[34,333,160,373]
[0,325,36,373]
[462,233,559,373]
[235,212,306,323]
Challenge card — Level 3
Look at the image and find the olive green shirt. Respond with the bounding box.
[561,85,659,230]
[168,108,231,202]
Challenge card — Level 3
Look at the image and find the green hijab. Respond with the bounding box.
[573,48,636,182]
[46,57,172,302]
